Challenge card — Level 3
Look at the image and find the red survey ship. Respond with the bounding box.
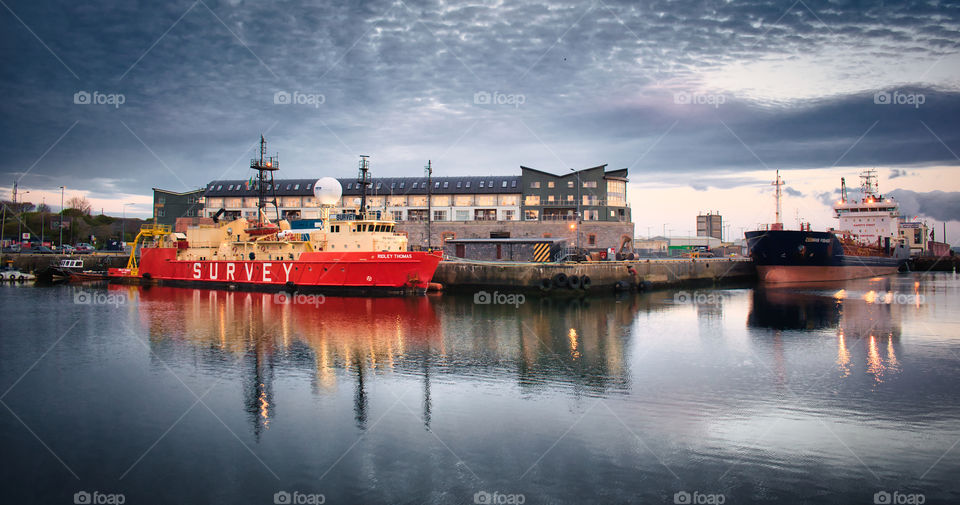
[110,138,442,294]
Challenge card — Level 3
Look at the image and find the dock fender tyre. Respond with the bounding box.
[552,273,568,288]
[581,275,591,289]
[285,281,296,293]
[538,278,552,291]
[18,275,25,281]
[614,280,629,291]
[142,273,152,280]
[567,275,581,289]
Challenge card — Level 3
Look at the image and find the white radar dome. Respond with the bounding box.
[313,177,342,206]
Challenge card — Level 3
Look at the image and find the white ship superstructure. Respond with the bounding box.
[832,169,901,247]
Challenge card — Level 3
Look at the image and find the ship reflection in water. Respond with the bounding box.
[119,286,638,436]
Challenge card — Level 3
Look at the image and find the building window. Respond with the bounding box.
[411,182,418,189]
[488,180,493,187]
[347,183,353,189]
[582,195,597,206]
[157,209,165,217]
[399,182,405,189]
[465,181,471,188]
[376,182,382,190]
[435,182,440,188]
[584,209,599,220]
[294,184,300,190]
[547,195,555,202]
[524,195,540,206]
[457,181,462,188]
[443,181,449,188]
[479,181,485,188]
[525,210,539,221]
[286,184,292,190]
[455,210,470,221]
[567,195,574,201]
[433,210,446,221]
[227,185,234,190]
[567,180,574,188]
[548,181,555,188]
[511,180,517,188]
[588,234,596,246]
[502,181,507,188]
[158,196,166,204]
[474,209,496,221]
[216,185,223,190]
[391,182,396,189]
[391,210,404,221]
[530,182,540,189]
[583,181,597,188]
[502,210,515,221]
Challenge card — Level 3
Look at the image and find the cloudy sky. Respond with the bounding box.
[2,0,959,242]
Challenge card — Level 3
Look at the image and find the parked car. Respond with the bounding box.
[32,246,55,254]
[74,243,95,254]
[1,245,21,254]
[56,244,76,253]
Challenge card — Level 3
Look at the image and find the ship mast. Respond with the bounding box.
[772,169,784,230]
[860,169,878,198]
[250,136,280,226]
[840,177,847,203]
[357,155,371,219]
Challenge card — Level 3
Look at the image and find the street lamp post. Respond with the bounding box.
[570,168,581,256]
[17,190,29,246]
[40,196,44,245]
[122,203,133,251]
[59,186,64,249]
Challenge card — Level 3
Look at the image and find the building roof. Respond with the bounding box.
[520,164,629,181]
[153,187,206,195]
[203,176,522,198]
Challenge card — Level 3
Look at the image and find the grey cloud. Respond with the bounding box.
[889,189,960,223]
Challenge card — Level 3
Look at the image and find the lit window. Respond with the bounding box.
[548,182,555,188]
[531,182,540,188]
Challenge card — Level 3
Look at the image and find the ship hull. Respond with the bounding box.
[109,248,443,294]
[745,230,908,284]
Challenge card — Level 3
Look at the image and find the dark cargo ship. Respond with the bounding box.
[745,170,909,284]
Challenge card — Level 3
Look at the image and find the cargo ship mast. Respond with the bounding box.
[771,169,784,230]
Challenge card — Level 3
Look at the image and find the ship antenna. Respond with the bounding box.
[357,155,371,220]
[772,169,784,228]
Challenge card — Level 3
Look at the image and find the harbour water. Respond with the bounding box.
[2,274,959,504]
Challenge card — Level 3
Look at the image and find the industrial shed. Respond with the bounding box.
[444,237,568,262]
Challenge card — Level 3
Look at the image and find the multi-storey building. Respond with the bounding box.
[696,212,722,240]
[152,187,205,227]
[520,165,630,222]
[196,165,634,250]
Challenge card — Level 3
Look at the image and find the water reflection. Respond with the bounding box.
[114,286,639,434]
[748,280,909,385]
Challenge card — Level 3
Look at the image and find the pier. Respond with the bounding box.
[433,257,755,292]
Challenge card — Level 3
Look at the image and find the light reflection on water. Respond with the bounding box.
[0,273,958,504]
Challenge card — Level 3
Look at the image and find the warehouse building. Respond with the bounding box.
[195,165,634,251]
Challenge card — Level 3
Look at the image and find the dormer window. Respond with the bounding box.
[479,181,485,188]
[399,182,405,189]
[457,181,462,188]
